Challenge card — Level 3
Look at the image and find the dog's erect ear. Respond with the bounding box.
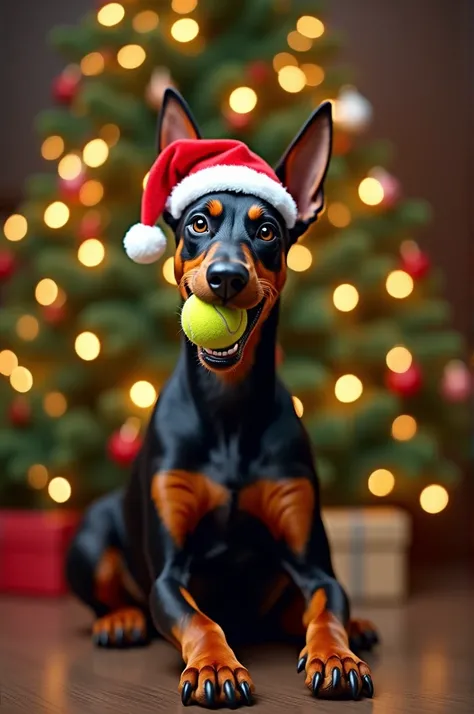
[275,102,332,241]
[157,88,201,153]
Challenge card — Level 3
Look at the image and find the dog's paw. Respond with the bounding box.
[348,617,380,653]
[180,656,254,708]
[92,607,148,648]
[297,646,374,700]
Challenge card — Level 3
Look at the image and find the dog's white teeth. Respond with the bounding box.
[212,350,221,356]
[227,343,239,355]
[203,348,212,354]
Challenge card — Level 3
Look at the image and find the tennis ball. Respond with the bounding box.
[181,294,248,350]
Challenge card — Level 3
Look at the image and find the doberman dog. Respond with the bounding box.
[66,89,377,708]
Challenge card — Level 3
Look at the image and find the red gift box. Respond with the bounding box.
[0,510,80,596]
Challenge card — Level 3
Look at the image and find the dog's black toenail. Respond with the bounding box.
[238,681,253,706]
[182,681,193,705]
[312,671,322,695]
[362,674,374,698]
[204,679,215,706]
[224,680,237,707]
[348,669,359,699]
[331,667,341,689]
[297,656,307,673]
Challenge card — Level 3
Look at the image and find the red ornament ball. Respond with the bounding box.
[401,250,431,280]
[0,251,16,280]
[79,212,102,240]
[52,70,80,105]
[225,110,251,131]
[247,61,271,84]
[9,396,31,427]
[441,360,472,402]
[386,363,422,397]
[43,304,66,326]
[107,430,142,467]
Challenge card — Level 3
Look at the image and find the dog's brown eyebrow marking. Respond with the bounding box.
[206,199,223,216]
[248,204,265,220]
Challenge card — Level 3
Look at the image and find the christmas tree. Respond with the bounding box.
[0,0,469,511]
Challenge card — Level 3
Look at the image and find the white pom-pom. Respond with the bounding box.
[123,223,167,264]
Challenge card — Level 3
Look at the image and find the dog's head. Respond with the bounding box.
[159,90,332,377]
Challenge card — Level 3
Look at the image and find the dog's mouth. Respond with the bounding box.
[199,299,265,371]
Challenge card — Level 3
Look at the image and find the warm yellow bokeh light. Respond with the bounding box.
[287,31,312,52]
[41,135,64,161]
[48,477,71,504]
[301,63,325,87]
[229,87,257,114]
[28,464,49,490]
[296,15,325,38]
[79,180,104,207]
[368,468,395,497]
[386,270,414,299]
[58,153,83,181]
[43,392,68,418]
[358,177,384,206]
[171,18,199,42]
[4,214,27,242]
[327,202,351,228]
[10,366,33,393]
[78,239,105,267]
[82,139,109,168]
[420,484,449,514]
[97,2,125,27]
[80,52,105,76]
[130,380,157,408]
[335,374,363,403]
[117,44,147,69]
[75,332,101,361]
[386,346,413,373]
[292,396,304,417]
[0,350,18,376]
[132,10,160,32]
[35,278,59,306]
[287,244,313,272]
[99,123,120,146]
[162,257,177,285]
[44,201,70,229]
[172,0,198,13]
[16,315,39,341]
[272,52,298,71]
[333,284,359,312]
[391,415,417,441]
[278,65,306,93]
[142,172,150,190]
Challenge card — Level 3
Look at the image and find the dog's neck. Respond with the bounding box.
[181,301,280,433]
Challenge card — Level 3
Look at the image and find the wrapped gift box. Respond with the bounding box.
[0,510,79,596]
[322,507,411,604]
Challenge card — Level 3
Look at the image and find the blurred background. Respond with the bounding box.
[0,0,473,602]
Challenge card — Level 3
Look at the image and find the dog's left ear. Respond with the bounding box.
[157,87,201,154]
[275,102,332,242]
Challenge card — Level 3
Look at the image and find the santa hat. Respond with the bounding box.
[123,139,298,264]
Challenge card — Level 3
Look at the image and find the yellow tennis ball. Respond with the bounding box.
[181,294,248,349]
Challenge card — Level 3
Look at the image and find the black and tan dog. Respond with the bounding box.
[66,89,377,708]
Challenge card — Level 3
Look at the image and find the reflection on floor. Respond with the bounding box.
[1,568,473,713]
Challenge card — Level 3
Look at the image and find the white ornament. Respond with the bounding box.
[334,86,373,134]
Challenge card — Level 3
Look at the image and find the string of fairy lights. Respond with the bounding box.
[0,1,451,514]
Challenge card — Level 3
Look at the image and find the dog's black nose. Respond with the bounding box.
[206,261,249,302]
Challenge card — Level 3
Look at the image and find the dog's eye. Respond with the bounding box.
[191,216,208,234]
[257,224,275,241]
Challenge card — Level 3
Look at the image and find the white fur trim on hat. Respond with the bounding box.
[167,164,298,228]
[123,223,167,264]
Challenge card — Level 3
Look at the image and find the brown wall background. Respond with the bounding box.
[1,0,472,561]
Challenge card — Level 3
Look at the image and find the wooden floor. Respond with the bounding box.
[1,569,473,713]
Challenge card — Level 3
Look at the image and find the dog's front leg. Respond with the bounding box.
[148,470,254,708]
[240,477,374,700]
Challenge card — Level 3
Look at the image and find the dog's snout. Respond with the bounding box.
[206,261,249,302]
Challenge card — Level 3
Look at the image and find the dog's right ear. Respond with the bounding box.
[157,88,201,153]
